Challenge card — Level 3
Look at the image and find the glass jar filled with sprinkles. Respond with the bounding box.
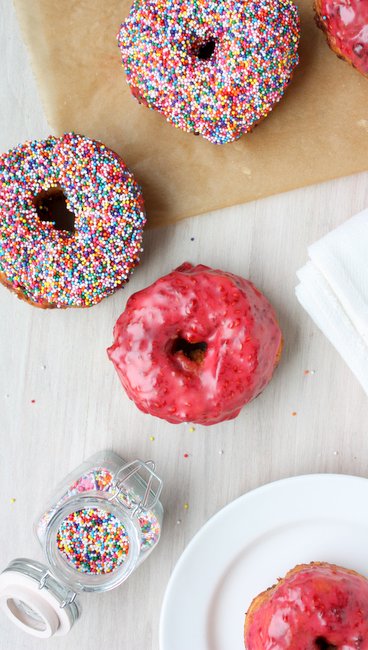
[0,451,163,638]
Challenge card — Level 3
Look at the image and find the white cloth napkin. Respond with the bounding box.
[295,209,368,395]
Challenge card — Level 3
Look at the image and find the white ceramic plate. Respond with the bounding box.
[159,474,368,650]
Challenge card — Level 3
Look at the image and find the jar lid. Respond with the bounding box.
[0,559,79,638]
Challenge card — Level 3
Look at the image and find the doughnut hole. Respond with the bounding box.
[315,638,337,650]
[171,337,208,364]
[194,39,217,61]
[33,186,75,234]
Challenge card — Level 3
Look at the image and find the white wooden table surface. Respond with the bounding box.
[1,2,368,649]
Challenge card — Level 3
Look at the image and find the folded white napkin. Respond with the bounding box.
[296,209,368,395]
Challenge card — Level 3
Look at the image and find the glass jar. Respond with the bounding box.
[0,451,163,638]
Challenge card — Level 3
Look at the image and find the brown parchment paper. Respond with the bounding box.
[12,0,368,228]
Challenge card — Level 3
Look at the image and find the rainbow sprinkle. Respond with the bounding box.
[138,511,161,551]
[118,0,300,144]
[69,469,114,494]
[56,507,130,574]
[37,467,160,553]
[0,133,145,307]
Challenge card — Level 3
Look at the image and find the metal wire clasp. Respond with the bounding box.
[60,591,77,609]
[38,570,51,590]
[108,459,163,517]
[38,569,76,609]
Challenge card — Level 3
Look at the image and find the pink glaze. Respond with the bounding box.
[107,263,282,425]
[245,564,368,649]
[318,0,368,75]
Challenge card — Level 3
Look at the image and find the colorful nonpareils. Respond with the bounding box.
[139,510,161,552]
[0,133,145,308]
[56,507,130,574]
[118,0,300,144]
[37,467,161,554]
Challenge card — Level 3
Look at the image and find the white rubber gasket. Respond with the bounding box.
[0,571,73,637]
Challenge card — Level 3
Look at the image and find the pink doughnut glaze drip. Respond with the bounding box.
[108,263,282,425]
[245,564,368,649]
[319,0,368,75]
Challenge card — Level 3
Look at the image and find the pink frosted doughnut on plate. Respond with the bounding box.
[0,133,145,308]
[118,0,300,144]
[108,263,282,425]
[244,562,368,649]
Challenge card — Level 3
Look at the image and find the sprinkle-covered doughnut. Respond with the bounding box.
[118,0,300,144]
[0,133,145,308]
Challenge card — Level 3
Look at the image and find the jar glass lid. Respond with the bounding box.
[0,558,79,638]
[45,493,141,593]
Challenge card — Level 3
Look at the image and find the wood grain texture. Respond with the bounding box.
[1,1,368,649]
[11,0,368,227]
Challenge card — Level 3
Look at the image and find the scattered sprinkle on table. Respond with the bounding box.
[183,503,189,510]
[188,426,195,433]
[291,411,297,416]
[149,435,155,442]
[10,498,16,504]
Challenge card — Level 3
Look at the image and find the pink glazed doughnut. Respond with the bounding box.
[244,562,368,649]
[108,263,282,425]
[315,0,368,77]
